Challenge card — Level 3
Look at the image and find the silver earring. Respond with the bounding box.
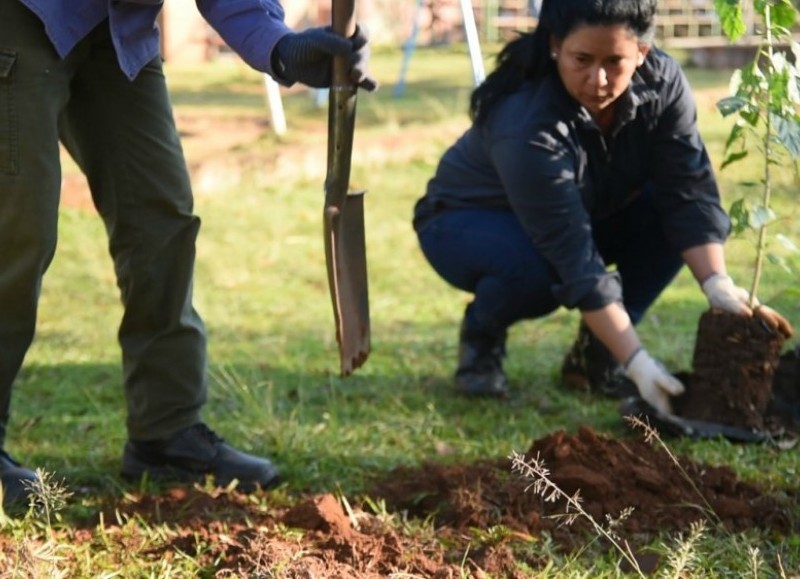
[550,51,558,60]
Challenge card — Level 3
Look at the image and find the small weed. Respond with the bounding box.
[509,450,645,577]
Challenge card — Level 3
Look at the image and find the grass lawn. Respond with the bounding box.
[3,44,799,576]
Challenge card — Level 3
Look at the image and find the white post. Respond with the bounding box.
[263,75,287,135]
[459,0,486,86]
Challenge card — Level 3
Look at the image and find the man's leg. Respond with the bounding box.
[58,23,278,490]
[59,27,207,442]
[0,0,77,507]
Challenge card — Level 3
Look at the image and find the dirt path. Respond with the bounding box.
[60,111,466,212]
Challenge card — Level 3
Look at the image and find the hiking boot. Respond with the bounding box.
[0,450,39,513]
[121,423,281,492]
[455,321,509,398]
[561,323,638,399]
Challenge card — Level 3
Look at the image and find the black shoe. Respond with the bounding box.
[561,323,637,399]
[0,450,39,512]
[121,423,281,492]
[455,321,509,398]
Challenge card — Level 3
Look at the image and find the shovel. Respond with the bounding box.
[323,0,370,376]
[619,397,769,443]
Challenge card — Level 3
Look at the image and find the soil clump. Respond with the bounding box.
[69,426,797,577]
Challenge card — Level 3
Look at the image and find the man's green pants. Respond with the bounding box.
[0,2,207,448]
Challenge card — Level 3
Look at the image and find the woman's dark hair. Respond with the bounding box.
[469,0,657,123]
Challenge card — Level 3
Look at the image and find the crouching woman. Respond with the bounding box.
[413,0,754,414]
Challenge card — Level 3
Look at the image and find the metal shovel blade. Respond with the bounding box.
[619,397,769,443]
[323,0,370,376]
[324,193,370,376]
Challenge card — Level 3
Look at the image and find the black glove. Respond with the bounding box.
[272,25,377,91]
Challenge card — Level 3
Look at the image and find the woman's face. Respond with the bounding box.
[551,24,648,117]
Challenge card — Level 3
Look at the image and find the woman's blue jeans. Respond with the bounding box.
[416,190,685,337]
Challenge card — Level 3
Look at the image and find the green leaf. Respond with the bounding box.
[714,0,747,41]
[721,149,748,169]
[773,113,800,158]
[723,122,745,153]
[728,198,750,235]
[728,68,743,95]
[751,205,776,228]
[771,0,798,31]
[776,234,800,253]
[741,107,761,126]
[767,66,791,109]
[792,41,800,66]
[767,253,792,273]
[786,63,800,105]
[720,151,747,169]
[717,95,748,116]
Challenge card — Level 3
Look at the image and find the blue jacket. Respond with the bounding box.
[18,0,291,80]
[414,48,730,312]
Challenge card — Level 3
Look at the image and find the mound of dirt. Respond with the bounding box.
[371,426,794,548]
[83,426,795,577]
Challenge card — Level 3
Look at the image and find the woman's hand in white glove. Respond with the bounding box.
[624,349,685,415]
[701,273,754,315]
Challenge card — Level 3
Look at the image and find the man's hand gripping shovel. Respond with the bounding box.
[324,0,370,376]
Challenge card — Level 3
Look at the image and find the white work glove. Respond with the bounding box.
[624,349,685,415]
[701,273,754,315]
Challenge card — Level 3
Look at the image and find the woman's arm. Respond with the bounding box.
[581,303,639,364]
[681,242,728,284]
[581,303,684,415]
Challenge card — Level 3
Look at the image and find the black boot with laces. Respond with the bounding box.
[121,423,281,492]
[0,450,39,513]
[560,322,638,398]
[455,320,509,398]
